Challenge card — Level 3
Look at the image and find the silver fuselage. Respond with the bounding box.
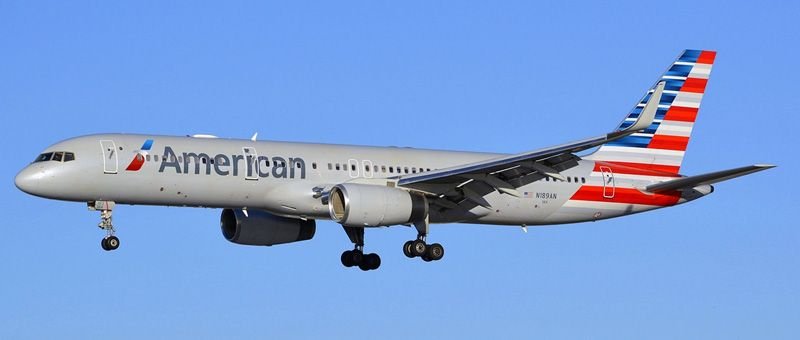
[15,134,708,227]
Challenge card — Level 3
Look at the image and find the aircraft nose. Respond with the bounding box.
[15,166,41,195]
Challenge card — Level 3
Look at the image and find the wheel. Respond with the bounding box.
[101,238,110,251]
[105,236,120,250]
[341,250,355,267]
[411,240,427,257]
[421,255,433,262]
[350,250,364,265]
[427,243,444,261]
[403,241,414,258]
[366,253,381,270]
[359,253,381,271]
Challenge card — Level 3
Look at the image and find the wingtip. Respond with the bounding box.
[754,164,777,169]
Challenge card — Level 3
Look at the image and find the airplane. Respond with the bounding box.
[15,49,774,271]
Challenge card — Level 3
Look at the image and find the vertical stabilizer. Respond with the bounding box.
[585,49,716,174]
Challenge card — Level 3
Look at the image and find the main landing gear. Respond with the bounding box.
[403,217,444,262]
[90,201,120,251]
[340,226,381,271]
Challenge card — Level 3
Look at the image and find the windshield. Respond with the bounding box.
[33,152,75,163]
[34,152,53,162]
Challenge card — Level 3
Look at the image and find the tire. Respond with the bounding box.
[106,236,120,250]
[341,250,354,267]
[411,240,427,257]
[427,243,444,261]
[403,241,414,258]
[366,253,381,270]
[350,250,364,265]
[101,238,110,251]
[421,255,432,262]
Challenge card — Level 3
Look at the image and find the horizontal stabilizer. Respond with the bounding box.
[645,164,775,193]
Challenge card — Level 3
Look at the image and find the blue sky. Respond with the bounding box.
[1,1,797,339]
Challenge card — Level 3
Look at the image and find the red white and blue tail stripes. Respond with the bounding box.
[586,49,716,174]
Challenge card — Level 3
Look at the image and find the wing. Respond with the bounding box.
[397,81,666,210]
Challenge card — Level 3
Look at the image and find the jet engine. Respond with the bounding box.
[328,183,427,227]
[220,208,315,246]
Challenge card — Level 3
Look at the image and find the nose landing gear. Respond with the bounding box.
[90,201,120,251]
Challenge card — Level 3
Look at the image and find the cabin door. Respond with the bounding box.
[600,166,615,198]
[100,140,118,174]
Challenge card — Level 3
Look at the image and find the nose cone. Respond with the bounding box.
[15,166,41,196]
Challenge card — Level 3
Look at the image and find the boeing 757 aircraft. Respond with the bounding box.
[15,50,773,270]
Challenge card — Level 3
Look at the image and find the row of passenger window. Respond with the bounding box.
[322,162,433,175]
[34,152,76,163]
[544,176,586,184]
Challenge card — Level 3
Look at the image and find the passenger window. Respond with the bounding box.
[351,164,356,171]
[146,154,151,161]
[412,167,417,173]
[328,163,332,170]
[364,165,370,172]
[389,167,394,173]
[567,177,571,183]
[64,152,75,162]
[52,152,64,162]
[404,167,409,174]
[381,166,386,173]
[581,177,586,183]
[335,164,340,171]
[312,163,317,169]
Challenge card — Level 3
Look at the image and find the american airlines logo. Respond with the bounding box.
[125,139,153,171]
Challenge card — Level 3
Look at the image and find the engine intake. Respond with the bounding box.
[220,208,315,246]
[328,183,427,227]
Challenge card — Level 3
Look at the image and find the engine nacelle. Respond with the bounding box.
[220,208,315,246]
[328,183,427,227]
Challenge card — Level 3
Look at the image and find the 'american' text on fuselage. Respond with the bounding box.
[158,146,306,179]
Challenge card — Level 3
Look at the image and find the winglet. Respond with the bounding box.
[608,80,664,139]
[628,80,664,132]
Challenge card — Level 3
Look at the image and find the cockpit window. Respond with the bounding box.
[33,151,76,163]
[34,152,53,162]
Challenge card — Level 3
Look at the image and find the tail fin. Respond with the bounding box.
[586,49,717,174]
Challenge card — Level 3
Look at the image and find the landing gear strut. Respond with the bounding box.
[90,201,120,251]
[403,216,444,262]
[340,226,380,271]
